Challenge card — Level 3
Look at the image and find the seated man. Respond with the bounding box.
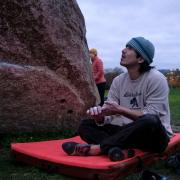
[62,37,173,161]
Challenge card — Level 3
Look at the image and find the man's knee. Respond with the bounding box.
[139,114,160,127]
[78,119,94,134]
[79,119,94,127]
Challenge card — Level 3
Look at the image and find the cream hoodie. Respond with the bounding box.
[104,68,173,137]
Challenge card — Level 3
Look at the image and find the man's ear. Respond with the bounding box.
[138,57,144,64]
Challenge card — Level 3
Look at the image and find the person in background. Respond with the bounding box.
[62,37,173,161]
[89,48,106,106]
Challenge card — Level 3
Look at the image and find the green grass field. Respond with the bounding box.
[0,88,180,179]
[169,88,180,126]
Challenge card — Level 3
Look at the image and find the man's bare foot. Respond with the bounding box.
[88,145,101,155]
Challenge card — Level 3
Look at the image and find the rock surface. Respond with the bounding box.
[0,0,99,133]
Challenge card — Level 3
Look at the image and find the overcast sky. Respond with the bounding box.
[77,0,180,70]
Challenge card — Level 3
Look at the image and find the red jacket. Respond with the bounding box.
[92,57,106,84]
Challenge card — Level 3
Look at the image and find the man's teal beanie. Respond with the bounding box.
[126,37,155,64]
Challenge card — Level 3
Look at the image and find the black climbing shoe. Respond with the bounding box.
[108,147,135,161]
[108,147,125,161]
[62,141,91,156]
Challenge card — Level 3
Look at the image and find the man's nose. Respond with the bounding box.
[122,48,126,54]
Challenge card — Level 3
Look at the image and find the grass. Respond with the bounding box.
[0,88,180,179]
[0,131,75,180]
[169,88,180,126]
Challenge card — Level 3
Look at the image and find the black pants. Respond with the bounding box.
[96,82,106,106]
[78,114,169,154]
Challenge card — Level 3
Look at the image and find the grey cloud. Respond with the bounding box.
[77,0,180,69]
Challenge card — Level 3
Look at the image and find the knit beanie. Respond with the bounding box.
[126,37,155,64]
[89,48,98,56]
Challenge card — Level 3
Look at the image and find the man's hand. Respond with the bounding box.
[86,106,104,123]
[101,100,124,116]
[102,100,143,120]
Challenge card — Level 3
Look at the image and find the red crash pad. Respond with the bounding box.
[11,133,180,180]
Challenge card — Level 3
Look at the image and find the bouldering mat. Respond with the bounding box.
[11,133,180,180]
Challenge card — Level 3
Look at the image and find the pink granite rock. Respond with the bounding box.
[0,0,99,133]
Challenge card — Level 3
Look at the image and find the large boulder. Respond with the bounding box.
[0,0,99,133]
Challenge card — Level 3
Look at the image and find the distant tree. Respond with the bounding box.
[105,67,124,89]
[158,69,171,76]
[113,67,124,74]
[166,69,180,88]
